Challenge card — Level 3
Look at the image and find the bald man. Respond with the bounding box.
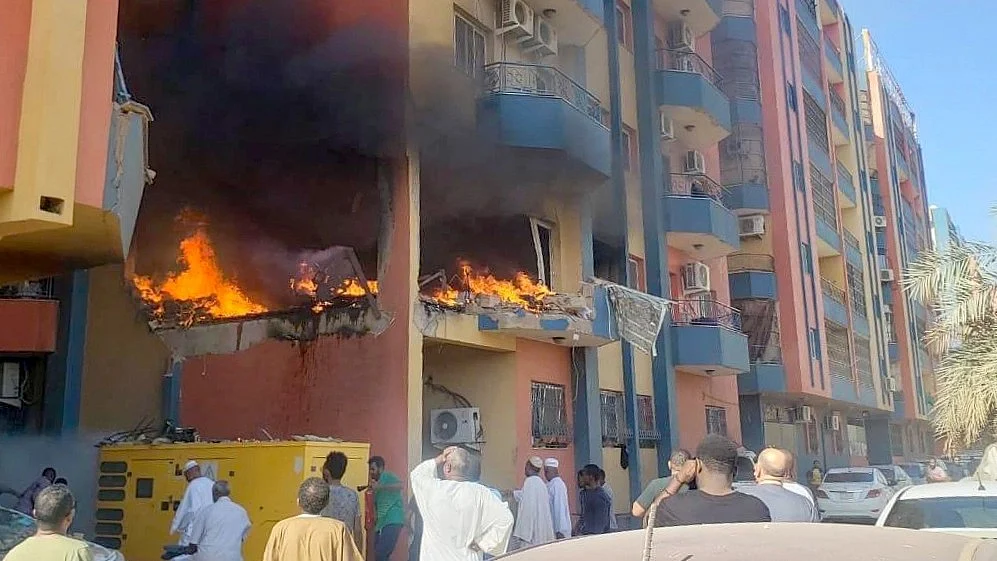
[736,448,818,522]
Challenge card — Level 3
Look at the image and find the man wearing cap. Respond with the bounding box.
[542,459,571,539]
[170,460,215,560]
[509,457,555,550]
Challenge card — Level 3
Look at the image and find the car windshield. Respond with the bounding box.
[901,464,923,478]
[884,496,997,529]
[733,456,755,482]
[825,471,874,483]
[0,507,37,558]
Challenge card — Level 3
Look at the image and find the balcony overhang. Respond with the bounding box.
[475,285,614,347]
[815,219,842,258]
[737,362,787,394]
[656,70,732,151]
[824,44,844,84]
[651,0,722,36]
[830,109,850,146]
[672,324,749,376]
[722,182,769,215]
[665,196,739,260]
[729,271,777,300]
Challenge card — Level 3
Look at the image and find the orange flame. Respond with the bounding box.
[429,261,552,309]
[132,228,267,320]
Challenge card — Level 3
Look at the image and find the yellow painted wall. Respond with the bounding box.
[422,342,519,491]
[601,447,629,520]
[79,264,171,431]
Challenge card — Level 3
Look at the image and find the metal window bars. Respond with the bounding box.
[666,173,725,203]
[0,278,55,299]
[637,395,660,444]
[706,406,728,437]
[824,35,842,65]
[829,88,846,119]
[749,344,783,364]
[671,298,743,331]
[531,382,572,447]
[796,20,823,80]
[820,277,847,305]
[599,390,630,445]
[727,253,775,273]
[657,49,724,90]
[842,230,861,253]
[483,62,609,129]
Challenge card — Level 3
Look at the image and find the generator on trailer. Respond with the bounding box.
[93,440,370,561]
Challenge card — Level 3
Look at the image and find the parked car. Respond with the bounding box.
[872,465,914,490]
[899,462,926,485]
[495,522,997,561]
[731,450,757,490]
[0,506,123,561]
[816,467,894,522]
[876,481,997,539]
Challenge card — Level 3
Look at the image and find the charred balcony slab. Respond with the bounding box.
[477,63,611,181]
[656,50,732,151]
[476,285,614,347]
[652,0,722,36]
[723,182,770,215]
[664,173,740,260]
[671,299,749,376]
[728,254,777,300]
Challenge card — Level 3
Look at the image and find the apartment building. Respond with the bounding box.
[708,0,935,471]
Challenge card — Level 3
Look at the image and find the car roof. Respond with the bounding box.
[497,524,997,561]
[896,480,997,500]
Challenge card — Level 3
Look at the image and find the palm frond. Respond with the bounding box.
[931,336,997,448]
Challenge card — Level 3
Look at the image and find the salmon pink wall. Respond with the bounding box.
[0,299,58,352]
[675,372,742,450]
[0,1,31,189]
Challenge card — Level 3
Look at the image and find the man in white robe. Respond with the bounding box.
[542,458,571,539]
[187,480,252,561]
[510,457,555,550]
[170,460,214,561]
[410,447,513,561]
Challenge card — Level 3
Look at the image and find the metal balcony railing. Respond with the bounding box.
[829,358,853,380]
[0,279,55,299]
[483,62,609,128]
[829,88,846,118]
[722,0,754,17]
[837,161,854,184]
[824,36,841,64]
[657,49,724,90]
[728,254,775,273]
[843,230,861,253]
[667,173,725,202]
[821,277,847,305]
[797,0,817,20]
[749,344,782,364]
[672,299,743,331]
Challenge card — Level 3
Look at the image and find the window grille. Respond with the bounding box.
[531,382,572,447]
[706,406,728,437]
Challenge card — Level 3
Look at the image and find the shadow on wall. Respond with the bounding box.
[0,435,107,539]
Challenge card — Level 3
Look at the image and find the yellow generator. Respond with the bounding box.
[94,440,370,561]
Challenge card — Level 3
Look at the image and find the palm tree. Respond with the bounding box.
[904,229,997,451]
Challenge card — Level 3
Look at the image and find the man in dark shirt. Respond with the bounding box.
[654,435,771,526]
[575,465,611,535]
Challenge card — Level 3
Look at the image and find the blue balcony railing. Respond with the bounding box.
[667,173,726,203]
[657,49,724,90]
[672,298,742,331]
[483,62,608,129]
[837,162,856,203]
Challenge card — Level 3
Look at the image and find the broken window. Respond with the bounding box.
[706,405,728,437]
[530,218,554,288]
[454,12,487,80]
[531,381,571,448]
[599,390,626,447]
[627,255,646,292]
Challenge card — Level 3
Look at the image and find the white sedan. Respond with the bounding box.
[875,480,997,538]
[816,467,894,522]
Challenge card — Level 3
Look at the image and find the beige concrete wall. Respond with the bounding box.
[79,264,170,431]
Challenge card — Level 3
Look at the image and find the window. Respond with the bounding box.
[847,264,866,317]
[627,255,646,292]
[531,382,571,447]
[884,496,997,530]
[847,423,868,457]
[530,218,554,287]
[706,406,728,437]
[599,390,626,446]
[824,471,873,483]
[637,395,659,447]
[778,5,791,34]
[810,164,837,229]
[854,336,874,388]
[787,83,798,112]
[621,126,635,172]
[796,19,822,80]
[809,327,821,359]
[454,13,486,79]
[805,419,820,454]
[793,160,805,192]
[801,242,813,274]
[830,415,845,454]
[803,91,830,155]
[615,2,632,50]
[825,321,851,379]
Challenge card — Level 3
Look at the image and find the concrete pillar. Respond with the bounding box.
[44,270,89,434]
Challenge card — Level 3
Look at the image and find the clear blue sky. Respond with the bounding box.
[844,1,995,243]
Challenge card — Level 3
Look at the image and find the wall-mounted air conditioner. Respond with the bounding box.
[880,268,896,282]
[873,216,887,228]
[792,405,813,424]
[681,261,710,294]
[667,21,694,51]
[738,215,765,238]
[498,0,535,38]
[684,150,706,174]
[659,112,675,141]
[831,415,841,431]
[524,17,557,56]
[430,407,481,445]
[887,376,899,392]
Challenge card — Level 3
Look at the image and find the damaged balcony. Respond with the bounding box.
[671,299,749,377]
[477,63,611,182]
[656,50,732,151]
[664,173,740,260]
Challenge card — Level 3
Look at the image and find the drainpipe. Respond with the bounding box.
[602,0,642,503]
[630,0,678,473]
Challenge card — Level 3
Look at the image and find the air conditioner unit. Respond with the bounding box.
[0,362,20,400]
[684,150,706,174]
[667,21,694,51]
[430,407,481,445]
[498,0,535,38]
[880,268,896,282]
[524,17,557,56]
[831,415,841,431]
[738,215,765,238]
[659,112,675,141]
[887,376,899,392]
[681,261,710,294]
[873,216,887,228]
[792,405,813,424]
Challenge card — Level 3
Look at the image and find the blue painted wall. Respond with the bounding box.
[656,71,732,132]
[822,293,849,326]
[729,271,777,300]
[665,196,740,249]
[723,182,769,213]
[672,325,750,373]
[816,218,841,250]
[738,395,764,452]
[43,271,90,434]
[737,363,787,394]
